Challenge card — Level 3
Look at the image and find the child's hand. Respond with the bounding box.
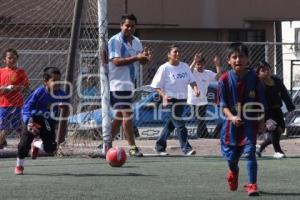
[193,53,201,63]
[162,95,169,107]
[194,90,201,97]
[213,55,221,67]
[27,120,42,135]
[231,116,243,127]
[138,47,151,65]
[266,119,277,131]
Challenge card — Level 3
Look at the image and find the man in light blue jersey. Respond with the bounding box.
[107,14,150,157]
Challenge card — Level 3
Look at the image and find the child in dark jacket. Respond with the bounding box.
[255,61,295,159]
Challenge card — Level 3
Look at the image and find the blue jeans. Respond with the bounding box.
[155,100,192,154]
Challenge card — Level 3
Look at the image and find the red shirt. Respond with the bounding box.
[0,67,29,107]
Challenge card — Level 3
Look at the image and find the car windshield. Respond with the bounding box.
[292,89,300,105]
[294,116,300,123]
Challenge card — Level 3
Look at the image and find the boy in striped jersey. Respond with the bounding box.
[218,43,266,196]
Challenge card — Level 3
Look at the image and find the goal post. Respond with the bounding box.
[97,0,112,147]
[57,0,84,145]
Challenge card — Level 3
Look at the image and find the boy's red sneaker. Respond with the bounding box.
[244,183,259,196]
[14,166,24,175]
[227,170,238,191]
[31,145,39,159]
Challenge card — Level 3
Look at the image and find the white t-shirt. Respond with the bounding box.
[108,32,143,91]
[187,69,216,105]
[151,62,196,99]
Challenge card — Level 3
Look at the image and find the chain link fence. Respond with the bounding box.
[1,39,299,153]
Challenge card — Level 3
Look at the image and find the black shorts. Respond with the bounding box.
[110,91,133,110]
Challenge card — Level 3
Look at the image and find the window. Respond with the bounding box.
[229,30,265,42]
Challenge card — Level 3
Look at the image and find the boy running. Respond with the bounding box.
[218,42,266,196]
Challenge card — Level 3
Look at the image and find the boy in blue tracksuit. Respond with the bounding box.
[218,43,266,196]
[15,67,69,175]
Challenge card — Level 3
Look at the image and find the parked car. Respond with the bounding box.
[285,86,300,137]
[68,82,220,138]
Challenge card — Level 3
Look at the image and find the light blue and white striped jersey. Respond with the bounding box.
[108,32,143,91]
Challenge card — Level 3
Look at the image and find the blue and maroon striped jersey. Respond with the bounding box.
[218,69,266,146]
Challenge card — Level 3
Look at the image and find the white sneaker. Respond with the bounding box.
[255,144,262,158]
[255,144,261,151]
[185,150,196,156]
[156,151,169,156]
[273,152,285,159]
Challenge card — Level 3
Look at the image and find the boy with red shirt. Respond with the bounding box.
[0,49,29,148]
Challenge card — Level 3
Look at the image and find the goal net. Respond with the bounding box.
[0,0,105,156]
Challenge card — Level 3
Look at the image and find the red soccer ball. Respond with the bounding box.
[106,146,127,167]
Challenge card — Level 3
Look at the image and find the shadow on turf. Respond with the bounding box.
[23,172,157,177]
[260,191,300,196]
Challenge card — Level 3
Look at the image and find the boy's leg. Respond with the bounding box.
[11,107,24,138]
[17,127,35,158]
[111,111,123,139]
[244,146,259,196]
[0,130,8,148]
[122,110,143,157]
[98,112,123,158]
[40,120,57,154]
[122,110,135,145]
[222,145,242,191]
[245,152,257,184]
[0,107,12,148]
[16,127,35,174]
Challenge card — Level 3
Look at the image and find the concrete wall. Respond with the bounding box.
[109,0,300,29]
[1,0,300,41]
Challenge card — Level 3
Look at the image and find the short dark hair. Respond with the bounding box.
[2,48,18,59]
[227,42,249,58]
[255,60,271,74]
[168,44,180,53]
[43,67,61,81]
[196,53,205,63]
[121,14,137,24]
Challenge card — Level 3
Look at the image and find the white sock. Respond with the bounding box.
[17,158,25,167]
[33,140,44,151]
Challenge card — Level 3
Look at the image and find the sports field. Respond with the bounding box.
[1,144,300,200]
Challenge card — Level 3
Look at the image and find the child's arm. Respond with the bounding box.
[218,75,242,126]
[11,70,30,93]
[223,107,243,127]
[274,77,295,112]
[189,82,201,97]
[213,55,222,79]
[155,88,169,107]
[190,53,201,71]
